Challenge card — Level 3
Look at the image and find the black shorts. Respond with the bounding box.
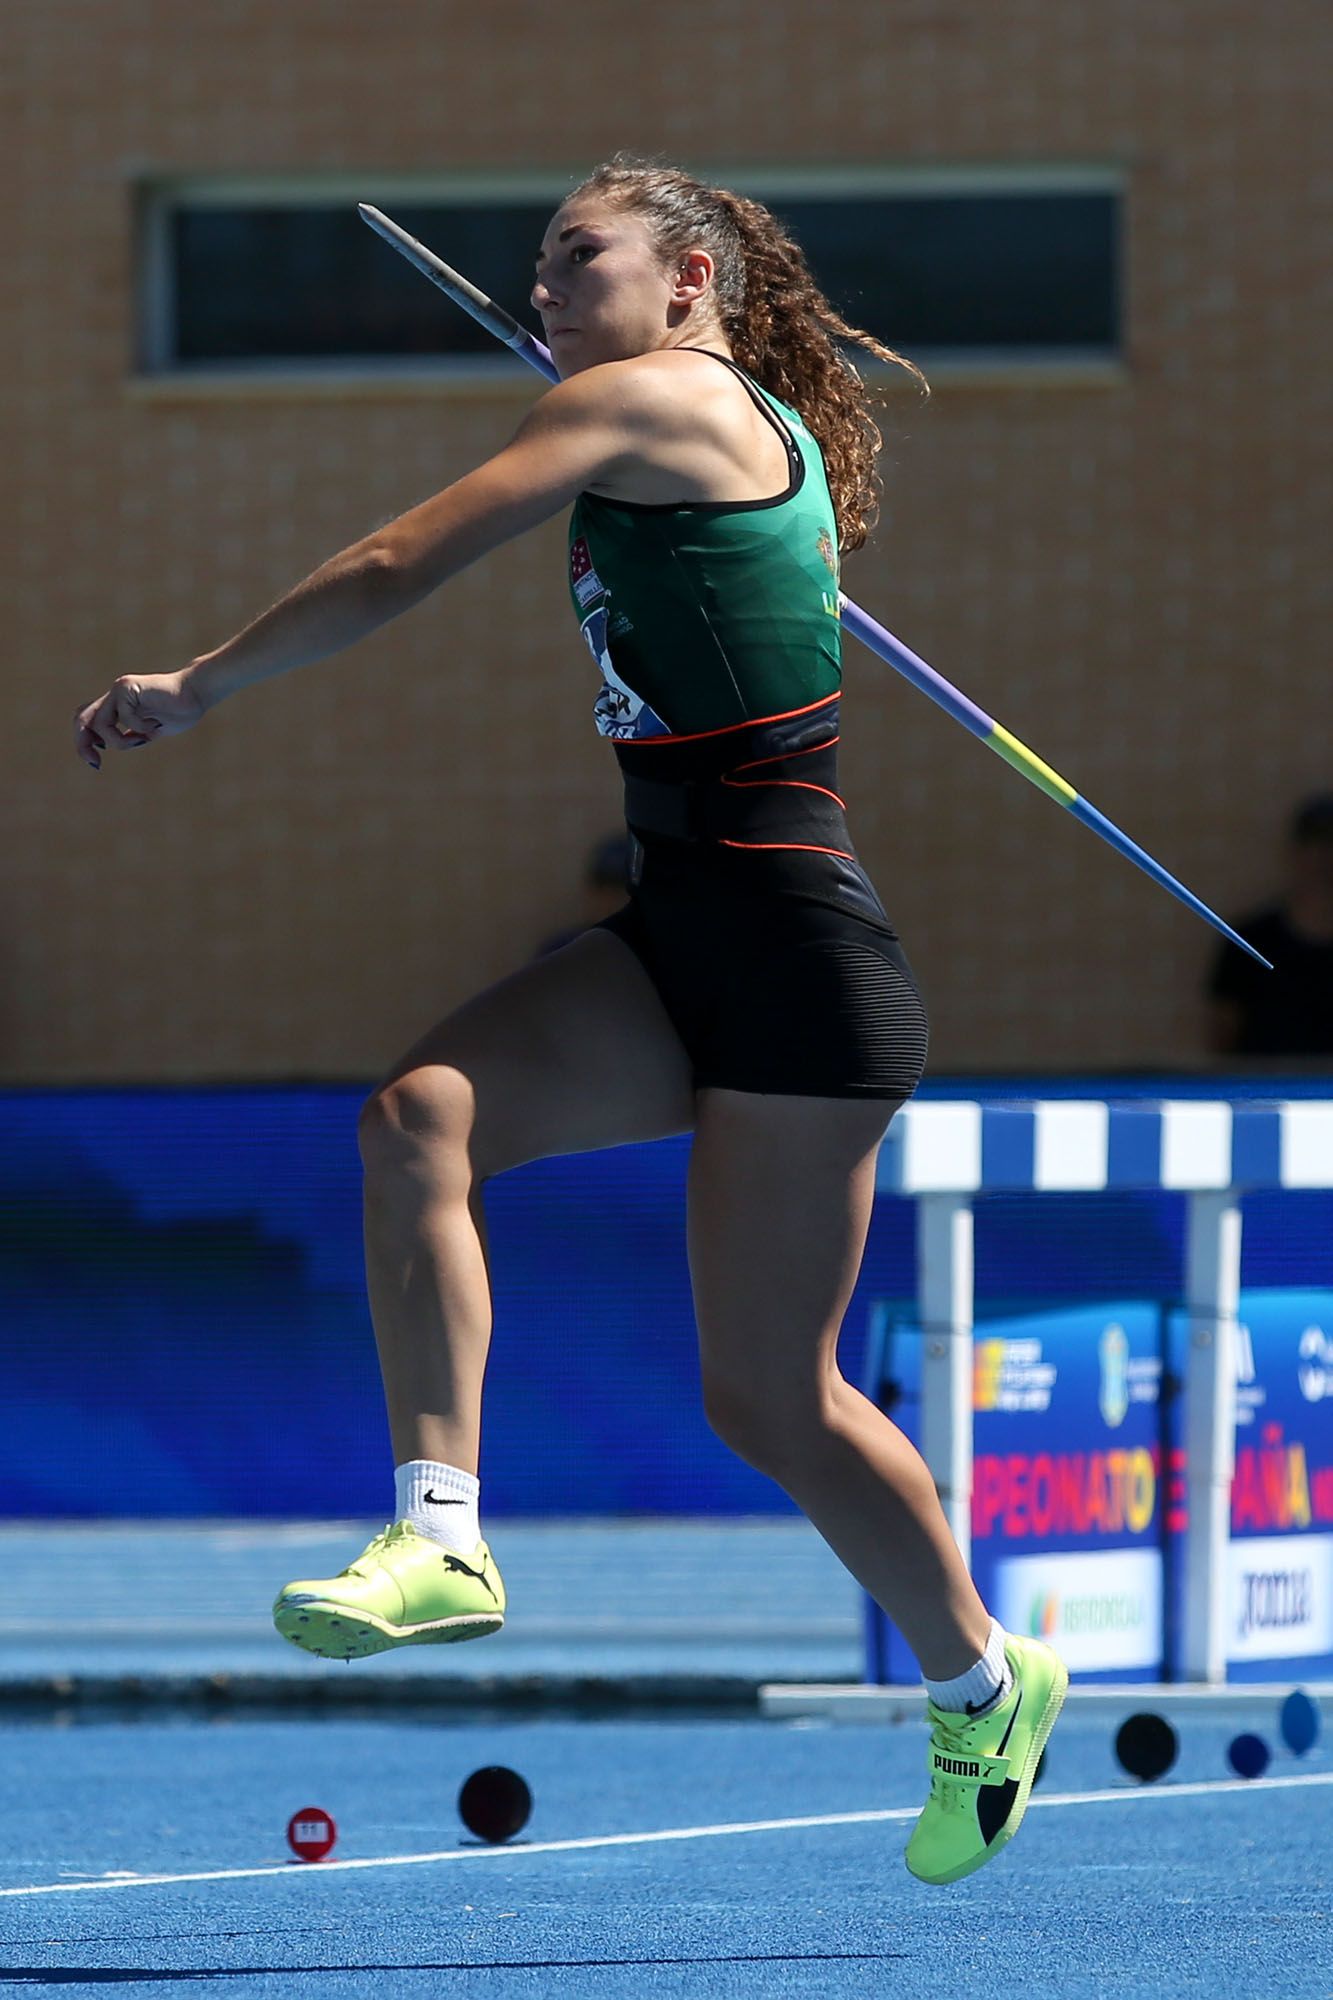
[597,838,929,1101]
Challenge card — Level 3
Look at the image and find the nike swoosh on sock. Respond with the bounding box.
[965,1670,1016,1717]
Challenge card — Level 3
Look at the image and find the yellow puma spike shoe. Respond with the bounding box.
[272,1521,506,1661]
[905,1632,1068,1885]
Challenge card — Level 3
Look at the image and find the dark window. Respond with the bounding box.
[163,202,555,366]
[773,192,1119,353]
[143,184,1120,372]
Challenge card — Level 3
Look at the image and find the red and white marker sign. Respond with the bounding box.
[287,1806,337,1862]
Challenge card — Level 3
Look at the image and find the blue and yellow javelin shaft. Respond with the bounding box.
[359,202,1271,971]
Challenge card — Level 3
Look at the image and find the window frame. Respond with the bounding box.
[131,164,1128,397]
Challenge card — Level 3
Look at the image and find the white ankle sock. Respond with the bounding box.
[395,1460,481,1555]
[923,1618,1013,1714]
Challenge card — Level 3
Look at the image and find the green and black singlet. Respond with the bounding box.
[567,351,929,1101]
[567,353,842,742]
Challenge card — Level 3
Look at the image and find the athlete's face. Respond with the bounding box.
[531,199,714,376]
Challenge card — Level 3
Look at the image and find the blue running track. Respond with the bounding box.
[1,1710,1329,1996]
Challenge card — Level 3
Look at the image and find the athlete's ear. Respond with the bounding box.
[671,248,715,305]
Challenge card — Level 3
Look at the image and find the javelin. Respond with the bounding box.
[358,202,1271,971]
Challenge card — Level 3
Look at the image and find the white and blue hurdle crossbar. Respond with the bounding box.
[869,1098,1333,1685]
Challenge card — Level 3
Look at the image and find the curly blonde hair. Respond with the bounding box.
[565,153,929,553]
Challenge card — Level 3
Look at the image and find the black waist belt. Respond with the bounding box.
[622,772,850,851]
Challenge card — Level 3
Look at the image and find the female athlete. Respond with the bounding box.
[74,155,1065,1883]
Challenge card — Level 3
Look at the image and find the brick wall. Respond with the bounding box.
[4,0,1328,1079]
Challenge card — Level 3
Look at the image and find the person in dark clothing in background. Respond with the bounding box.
[534,832,635,957]
[1206,793,1333,1058]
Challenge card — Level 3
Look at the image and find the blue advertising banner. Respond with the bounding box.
[867,1286,1333,1682]
[1166,1288,1333,1680]
[865,1300,1166,1684]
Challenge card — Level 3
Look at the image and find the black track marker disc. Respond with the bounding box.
[1114,1712,1178,1782]
[458,1765,532,1843]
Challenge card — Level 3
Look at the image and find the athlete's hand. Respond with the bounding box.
[74,670,207,772]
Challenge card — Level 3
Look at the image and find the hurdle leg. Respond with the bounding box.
[917,1193,976,1569]
[1181,1188,1243,1683]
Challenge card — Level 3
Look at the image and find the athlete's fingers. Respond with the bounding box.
[74,695,112,770]
[113,681,158,742]
[74,718,104,769]
[75,682,146,768]
[101,681,154,747]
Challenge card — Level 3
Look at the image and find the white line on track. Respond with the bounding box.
[4,1770,1331,1899]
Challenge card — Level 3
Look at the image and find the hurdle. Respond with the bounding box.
[861,1099,1333,1691]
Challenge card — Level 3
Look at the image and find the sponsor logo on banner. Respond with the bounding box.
[1229,1533,1333,1660]
[1099,1323,1129,1429]
[994,1548,1163,1672]
[973,1338,1057,1414]
[1233,1318,1266,1427]
[1298,1325,1333,1403]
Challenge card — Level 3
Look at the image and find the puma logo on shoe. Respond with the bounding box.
[424,1491,467,1505]
[441,1551,500,1604]
[936,1755,983,1778]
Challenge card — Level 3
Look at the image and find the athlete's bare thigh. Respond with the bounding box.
[372,925,695,1178]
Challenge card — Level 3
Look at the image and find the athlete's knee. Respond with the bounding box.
[699,1360,837,1475]
[699,1372,763,1466]
[358,1066,477,1182]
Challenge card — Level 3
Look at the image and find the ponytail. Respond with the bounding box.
[567,153,929,552]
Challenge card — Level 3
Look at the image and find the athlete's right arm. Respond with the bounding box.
[190,367,645,707]
[74,365,650,763]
